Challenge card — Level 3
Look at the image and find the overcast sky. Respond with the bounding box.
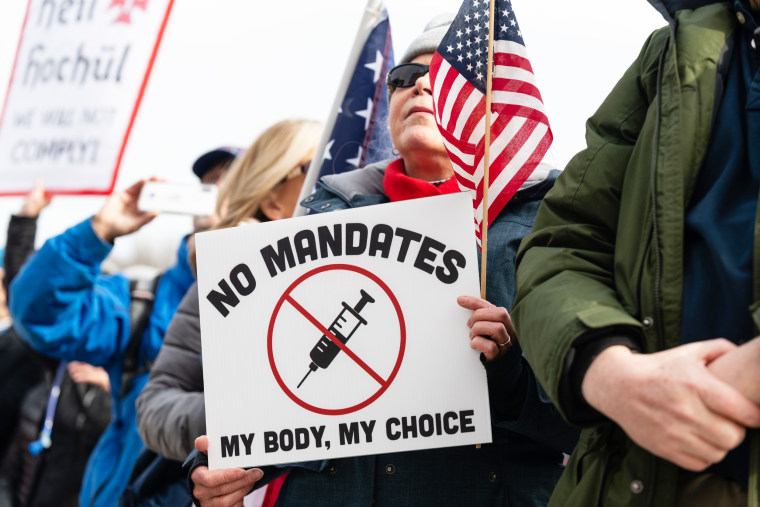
[0,0,664,268]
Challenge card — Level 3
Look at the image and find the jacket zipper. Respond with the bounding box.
[644,35,670,507]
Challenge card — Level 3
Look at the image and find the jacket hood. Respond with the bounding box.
[648,0,724,24]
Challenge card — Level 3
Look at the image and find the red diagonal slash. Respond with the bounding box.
[285,295,386,386]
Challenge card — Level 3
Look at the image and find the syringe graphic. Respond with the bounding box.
[297,289,375,388]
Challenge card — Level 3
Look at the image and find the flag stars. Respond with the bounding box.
[322,139,335,162]
[355,98,373,131]
[475,48,482,57]
[457,54,464,62]
[447,44,454,53]
[466,51,473,59]
[501,24,508,32]
[467,63,473,71]
[363,50,385,84]
[457,42,463,50]
[465,26,472,36]
[464,14,470,23]
[476,71,484,81]
[456,29,463,38]
[473,11,480,20]
[510,18,517,26]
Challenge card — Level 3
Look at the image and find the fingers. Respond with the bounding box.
[470,336,500,361]
[458,295,514,361]
[696,338,737,362]
[195,435,209,454]
[699,374,760,429]
[192,467,263,507]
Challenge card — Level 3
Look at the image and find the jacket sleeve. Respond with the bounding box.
[8,218,131,367]
[481,183,578,454]
[3,215,38,296]
[511,31,669,424]
[137,282,206,462]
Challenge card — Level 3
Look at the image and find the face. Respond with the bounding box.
[388,53,447,161]
[261,146,316,221]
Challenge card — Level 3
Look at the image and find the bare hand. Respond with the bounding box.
[191,436,263,507]
[67,361,110,392]
[582,340,760,471]
[457,295,516,362]
[708,336,760,404]
[19,179,52,217]
[91,179,158,243]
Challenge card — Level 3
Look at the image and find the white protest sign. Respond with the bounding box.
[196,192,493,470]
[0,0,174,196]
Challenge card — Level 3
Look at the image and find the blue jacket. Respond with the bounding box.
[9,218,195,507]
[278,161,578,506]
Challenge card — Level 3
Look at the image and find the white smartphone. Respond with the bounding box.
[137,181,218,216]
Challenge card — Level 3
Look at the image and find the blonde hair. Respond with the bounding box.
[189,119,321,271]
[215,119,321,229]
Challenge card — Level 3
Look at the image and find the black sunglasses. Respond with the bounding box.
[386,63,430,92]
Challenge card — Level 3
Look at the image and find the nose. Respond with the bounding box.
[414,72,432,96]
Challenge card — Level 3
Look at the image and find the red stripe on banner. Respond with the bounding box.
[445,152,472,183]
[0,0,33,145]
[491,78,543,101]
[488,117,539,180]
[438,69,461,131]
[459,93,486,143]
[490,102,550,126]
[487,130,552,228]
[494,53,534,72]
[438,126,476,155]
[107,0,176,195]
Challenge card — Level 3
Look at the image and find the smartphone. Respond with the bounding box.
[137,181,218,216]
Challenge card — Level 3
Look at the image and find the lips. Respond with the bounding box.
[407,105,434,118]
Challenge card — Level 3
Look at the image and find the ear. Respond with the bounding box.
[259,193,285,221]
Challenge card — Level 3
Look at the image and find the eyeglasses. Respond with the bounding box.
[386,63,430,93]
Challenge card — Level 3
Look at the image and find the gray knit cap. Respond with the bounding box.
[399,13,454,65]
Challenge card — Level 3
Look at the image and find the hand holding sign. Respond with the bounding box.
[458,295,516,362]
[191,436,263,507]
[18,180,52,217]
[91,178,159,243]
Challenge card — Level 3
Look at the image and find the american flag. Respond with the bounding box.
[316,7,395,181]
[430,0,554,242]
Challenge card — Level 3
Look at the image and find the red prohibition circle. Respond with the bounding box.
[267,263,406,416]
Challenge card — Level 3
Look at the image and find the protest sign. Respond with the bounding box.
[196,192,492,469]
[0,0,174,196]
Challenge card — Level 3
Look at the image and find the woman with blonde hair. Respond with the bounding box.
[135,118,321,470]
[212,119,321,231]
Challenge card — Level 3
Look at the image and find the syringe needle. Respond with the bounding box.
[297,369,312,389]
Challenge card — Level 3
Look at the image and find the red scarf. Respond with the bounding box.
[382,159,460,202]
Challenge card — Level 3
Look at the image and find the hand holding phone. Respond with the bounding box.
[137,181,218,217]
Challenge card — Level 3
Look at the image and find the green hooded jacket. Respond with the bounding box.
[513,2,760,506]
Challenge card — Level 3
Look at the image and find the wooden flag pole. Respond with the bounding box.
[480,0,496,299]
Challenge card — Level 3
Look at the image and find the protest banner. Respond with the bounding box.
[196,192,492,469]
[0,0,174,196]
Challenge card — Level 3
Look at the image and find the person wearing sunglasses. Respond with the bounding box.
[187,14,576,507]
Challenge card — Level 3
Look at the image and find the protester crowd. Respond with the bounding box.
[2,1,760,506]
